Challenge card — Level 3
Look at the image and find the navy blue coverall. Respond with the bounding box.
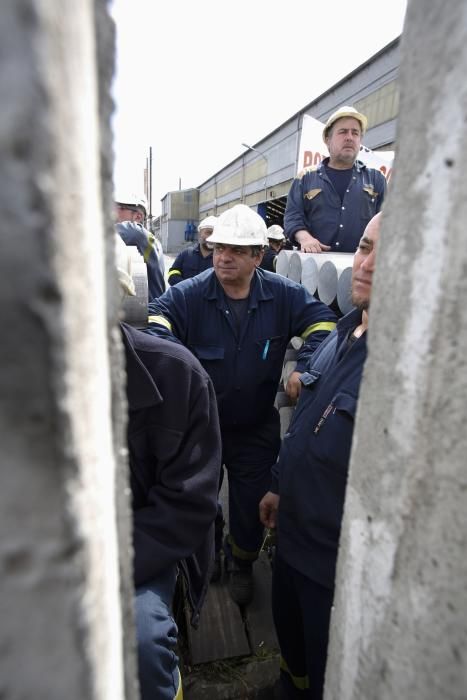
[121,322,221,700]
[146,267,336,563]
[167,243,213,285]
[270,308,367,698]
[284,157,386,252]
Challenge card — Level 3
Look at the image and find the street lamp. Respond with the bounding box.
[241,143,268,204]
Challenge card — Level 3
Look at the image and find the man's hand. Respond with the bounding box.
[259,491,280,529]
[286,370,303,403]
[294,230,331,253]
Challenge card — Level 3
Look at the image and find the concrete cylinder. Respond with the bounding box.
[121,248,149,327]
[288,252,303,283]
[300,255,319,295]
[275,249,295,278]
[317,260,338,305]
[336,266,354,315]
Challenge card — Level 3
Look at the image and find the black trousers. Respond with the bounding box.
[218,411,281,559]
[272,552,334,699]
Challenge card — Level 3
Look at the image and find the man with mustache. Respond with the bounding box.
[260,212,382,698]
[284,106,386,254]
[147,204,336,606]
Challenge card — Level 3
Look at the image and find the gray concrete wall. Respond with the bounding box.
[326,1,467,698]
[0,2,135,698]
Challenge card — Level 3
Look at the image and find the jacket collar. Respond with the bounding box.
[120,323,163,410]
[336,307,365,337]
[203,268,275,307]
[318,156,366,174]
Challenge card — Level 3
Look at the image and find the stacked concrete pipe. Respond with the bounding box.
[274,251,355,435]
[121,246,149,327]
[275,249,296,278]
[277,250,355,316]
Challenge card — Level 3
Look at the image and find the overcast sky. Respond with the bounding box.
[110,0,408,215]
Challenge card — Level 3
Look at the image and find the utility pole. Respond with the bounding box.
[149,146,153,221]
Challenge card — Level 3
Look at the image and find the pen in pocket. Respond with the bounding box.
[313,401,335,434]
[262,339,270,360]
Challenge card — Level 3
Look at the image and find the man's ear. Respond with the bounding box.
[255,248,265,266]
[135,210,145,224]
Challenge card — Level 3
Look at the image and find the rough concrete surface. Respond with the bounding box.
[326,1,467,699]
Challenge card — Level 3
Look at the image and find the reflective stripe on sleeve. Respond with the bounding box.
[168,269,182,278]
[301,321,336,339]
[279,656,309,690]
[143,233,155,263]
[148,315,172,331]
[174,668,183,699]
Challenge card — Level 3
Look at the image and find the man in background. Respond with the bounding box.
[260,224,289,272]
[284,106,386,253]
[260,212,382,698]
[167,215,217,285]
[115,192,166,300]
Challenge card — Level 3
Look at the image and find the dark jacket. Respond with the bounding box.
[260,246,279,273]
[147,267,337,428]
[271,308,367,589]
[121,322,221,626]
[117,221,166,300]
[284,158,386,252]
[167,243,213,286]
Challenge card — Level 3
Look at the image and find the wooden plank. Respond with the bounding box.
[186,580,250,665]
[245,553,279,655]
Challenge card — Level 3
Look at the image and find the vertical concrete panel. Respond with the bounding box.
[93,0,140,696]
[0,1,128,698]
[326,1,467,699]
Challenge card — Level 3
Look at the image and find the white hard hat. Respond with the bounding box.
[114,191,148,216]
[206,204,267,246]
[266,224,285,241]
[198,215,218,231]
[115,234,136,297]
[322,105,368,140]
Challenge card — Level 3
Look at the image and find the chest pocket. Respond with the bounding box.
[312,390,358,474]
[255,335,286,362]
[304,188,322,201]
[190,345,224,388]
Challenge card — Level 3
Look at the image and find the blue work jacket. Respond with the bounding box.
[259,246,278,273]
[167,243,213,285]
[117,221,166,300]
[284,157,386,252]
[121,323,221,626]
[272,308,367,589]
[147,268,336,428]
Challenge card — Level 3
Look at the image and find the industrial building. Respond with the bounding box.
[157,37,400,253]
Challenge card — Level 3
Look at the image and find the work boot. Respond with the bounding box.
[226,557,254,607]
[210,552,222,583]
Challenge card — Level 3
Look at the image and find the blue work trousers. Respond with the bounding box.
[272,553,334,699]
[222,411,281,559]
[135,566,182,700]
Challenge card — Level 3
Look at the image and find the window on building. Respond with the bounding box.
[355,80,399,129]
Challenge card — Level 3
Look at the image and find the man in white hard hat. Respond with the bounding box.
[284,105,387,254]
[146,204,337,607]
[260,224,288,273]
[167,215,217,285]
[115,191,166,301]
[115,234,221,700]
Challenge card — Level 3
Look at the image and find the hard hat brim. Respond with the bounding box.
[206,230,266,245]
[322,110,368,140]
